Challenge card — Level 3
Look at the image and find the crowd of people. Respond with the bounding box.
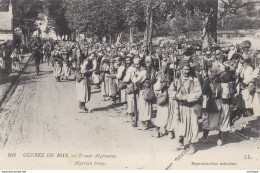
[29,37,260,154]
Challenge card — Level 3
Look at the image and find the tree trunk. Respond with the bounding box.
[116,32,122,46]
[202,0,218,49]
[109,35,112,44]
[144,1,153,55]
[73,30,76,41]
[25,28,30,47]
[23,33,26,46]
[148,10,153,55]
[129,26,133,43]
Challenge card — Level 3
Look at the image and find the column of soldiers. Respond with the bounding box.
[47,38,260,154]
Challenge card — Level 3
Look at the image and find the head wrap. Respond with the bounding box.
[133,58,141,65]
[145,56,152,63]
[179,60,190,69]
[183,56,191,61]
[240,40,251,49]
[216,50,222,55]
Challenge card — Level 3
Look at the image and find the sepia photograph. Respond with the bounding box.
[0,0,260,170]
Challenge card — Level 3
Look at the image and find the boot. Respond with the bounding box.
[79,102,85,110]
[187,143,196,155]
[217,131,223,146]
[175,136,184,151]
[131,114,138,127]
[155,127,161,138]
[168,131,175,139]
[200,130,209,143]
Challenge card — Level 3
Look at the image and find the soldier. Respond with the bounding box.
[123,56,138,125]
[60,48,71,80]
[31,38,43,75]
[168,60,202,154]
[0,45,5,71]
[236,41,254,116]
[52,50,63,82]
[100,55,110,101]
[10,48,20,73]
[252,53,260,117]
[153,55,169,137]
[200,51,233,146]
[43,41,52,65]
[76,54,95,112]
[132,57,154,129]
[108,58,118,104]
[115,57,127,103]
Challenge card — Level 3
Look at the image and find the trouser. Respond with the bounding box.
[43,54,48,63]
[35,60,40,74]
[62,63,71,78]
[12,61,19,71]
[54,61,62,77]
[0,58,6,69]
[79,102,85,109]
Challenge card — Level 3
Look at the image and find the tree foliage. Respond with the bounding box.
[63,0,129,41]
[0,0,9,11]
[45,0,71,37]
[12,0,44,34]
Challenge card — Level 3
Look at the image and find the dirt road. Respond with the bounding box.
[0,60,259,170]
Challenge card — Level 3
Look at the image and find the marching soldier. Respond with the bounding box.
[131,57,154,129]
[10,48,20,73]
[115,57,127,103]
[108,58,118,104]
[252,53,260,117]
[52,50,63,82]
[100,55,110,101]
[123,56,138,125]
[31,37,43,75]
[236,41,254,116]
[153,55,169,137]
[200,51,233,146]
[76,54,96,112]
[168,60,202,154]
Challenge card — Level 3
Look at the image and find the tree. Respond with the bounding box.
[64,0,128,42]
[45,0,71,39]
[169,14,203,37]
[0,0,9,11]
[124,0,145,43]
[183,0,260,49]
[1,0,44,45]
[11,0,44,46]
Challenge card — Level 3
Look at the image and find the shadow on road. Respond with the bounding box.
[237,117,260,138]
[196,131,245,152]
[0,74,17,85]
[91,102,125,112]
[37,71,53,76]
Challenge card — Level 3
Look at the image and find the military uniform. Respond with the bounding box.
[76,58,94,112]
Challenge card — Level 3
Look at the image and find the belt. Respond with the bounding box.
[178,100,200,107]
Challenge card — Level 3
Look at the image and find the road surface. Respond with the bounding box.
[0,60,259,170]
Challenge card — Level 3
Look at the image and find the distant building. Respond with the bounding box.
[0,0,13,43]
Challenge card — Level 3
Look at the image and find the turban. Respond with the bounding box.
[179,60,190,69]
[216,50,222,55]
[240,40,251,49]
[133,58,141,65]
[145,56,152,63]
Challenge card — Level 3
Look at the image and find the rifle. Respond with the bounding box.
[133,83,138,127]
[234,53,243,94]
